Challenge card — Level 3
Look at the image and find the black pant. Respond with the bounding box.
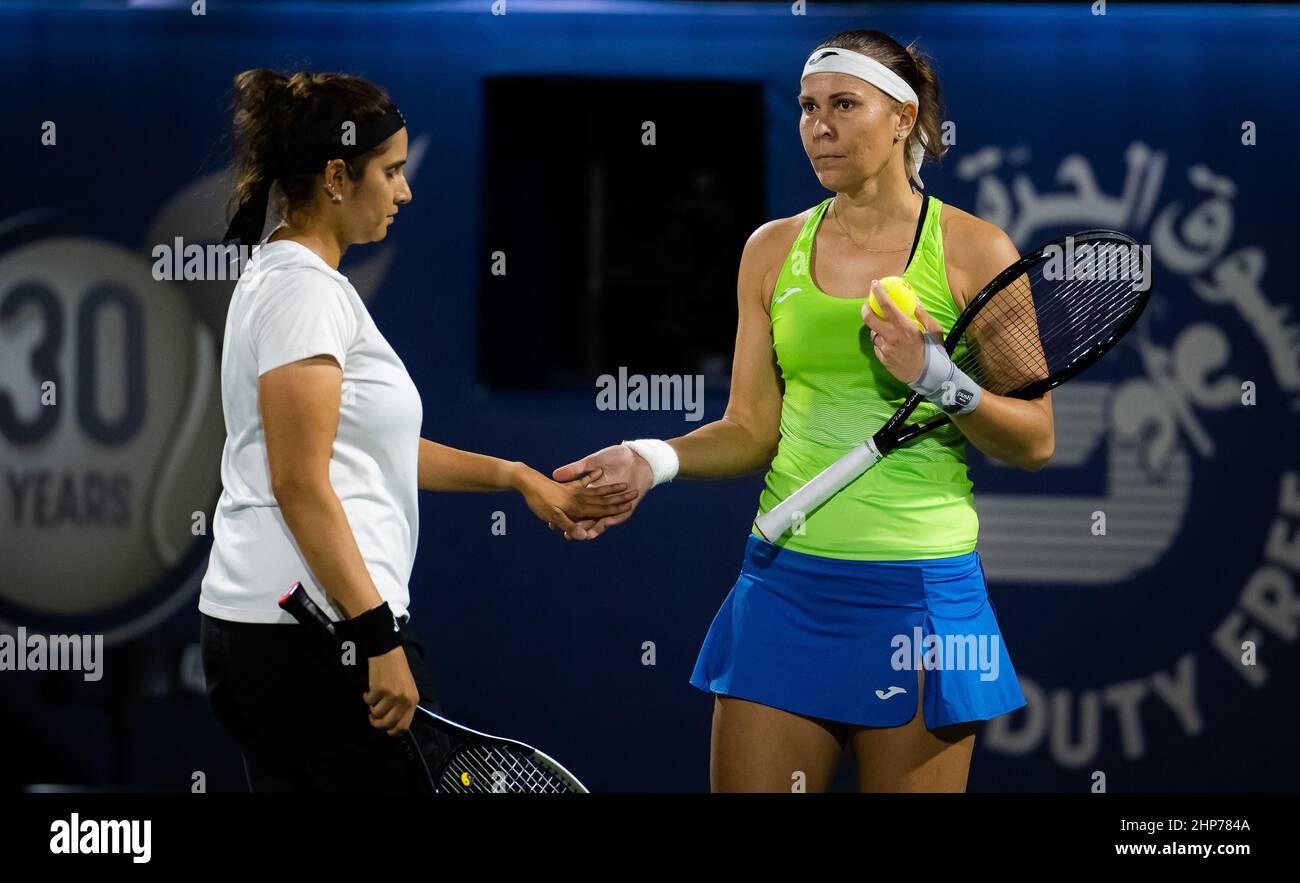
[200,612,450,793]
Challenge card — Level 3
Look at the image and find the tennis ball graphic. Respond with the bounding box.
[868,276,924,330]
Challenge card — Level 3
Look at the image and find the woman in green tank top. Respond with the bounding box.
[555,30,1053,792]
[759,192,980,560]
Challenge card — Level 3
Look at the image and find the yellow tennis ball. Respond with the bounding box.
[868,276,923,329]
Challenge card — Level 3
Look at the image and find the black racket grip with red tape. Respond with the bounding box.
[277,582,436,792]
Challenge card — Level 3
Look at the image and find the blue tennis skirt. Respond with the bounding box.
[689,534,1027,729]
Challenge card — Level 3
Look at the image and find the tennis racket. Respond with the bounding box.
[278,583,589,793]
[754,228,1151,541]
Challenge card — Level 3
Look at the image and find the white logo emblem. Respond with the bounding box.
[957,140,1300,770]
[875,686,907,700]
[775,287,801,304]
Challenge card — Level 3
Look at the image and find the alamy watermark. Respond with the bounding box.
[891,627,1001,682]
[49,814,150,863]
[1041,236,1151,291]
[0,628,103,681]
[150,237,268,281]
[596,367,705,422]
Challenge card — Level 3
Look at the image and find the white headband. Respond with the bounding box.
[801,46,928,186]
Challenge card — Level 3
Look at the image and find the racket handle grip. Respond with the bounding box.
[281,584,438,794]
[279,582,341,643]
[753,439,884,541]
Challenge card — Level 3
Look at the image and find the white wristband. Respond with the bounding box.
[621,439,679,487]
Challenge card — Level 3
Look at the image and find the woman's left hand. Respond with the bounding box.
[861,278,945,386]
[514,465,640,531]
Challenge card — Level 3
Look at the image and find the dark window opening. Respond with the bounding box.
[479,76,765,391]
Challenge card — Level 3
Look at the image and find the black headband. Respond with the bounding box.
[221,103,407,245]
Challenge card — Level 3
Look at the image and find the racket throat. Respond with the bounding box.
[863,436,887,462]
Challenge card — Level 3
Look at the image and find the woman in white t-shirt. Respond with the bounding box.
[200,69,637,793]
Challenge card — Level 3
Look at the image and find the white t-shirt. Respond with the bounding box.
[200,237,422,624]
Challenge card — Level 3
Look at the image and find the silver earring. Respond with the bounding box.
[329,190,342,203]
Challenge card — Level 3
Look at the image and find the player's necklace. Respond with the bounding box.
[831,198,911,253]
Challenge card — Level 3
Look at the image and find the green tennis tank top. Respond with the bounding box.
[751,195,979,560]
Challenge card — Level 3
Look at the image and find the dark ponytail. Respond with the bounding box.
[225,68,397,238]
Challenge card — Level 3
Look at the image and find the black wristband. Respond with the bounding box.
[338,601,403,658]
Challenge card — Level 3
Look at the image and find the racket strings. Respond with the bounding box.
[443,745,548,792]
[1028,264,1139,354]
[439,743,574,793]
[1027,274,1139,370]
[951,246,1146,396]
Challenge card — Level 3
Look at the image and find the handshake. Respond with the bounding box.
[516,441,676,541]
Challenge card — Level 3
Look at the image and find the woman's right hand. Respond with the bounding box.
[551,444,655,541]
[514,464,640,532]
[363,647,419,736]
